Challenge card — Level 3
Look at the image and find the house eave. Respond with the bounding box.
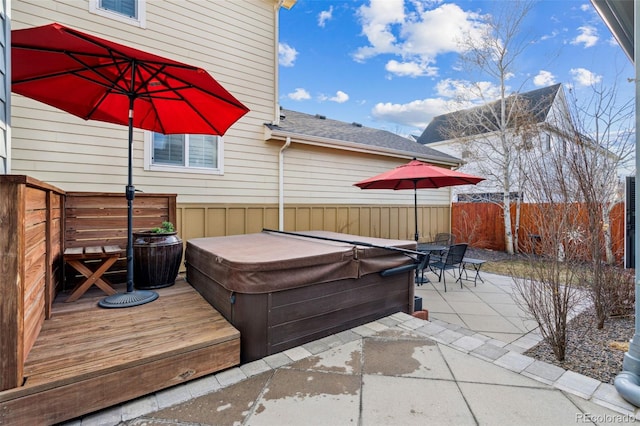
[591,0,634,63]
[264,127,462,167]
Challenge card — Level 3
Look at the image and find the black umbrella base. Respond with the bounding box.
[98,290,159,308]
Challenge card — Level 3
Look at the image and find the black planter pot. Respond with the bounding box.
[133,231,183,289]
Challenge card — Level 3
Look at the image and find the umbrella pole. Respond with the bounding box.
[414,182,419,242]
[98,90,158,308]
[125,98,135,294]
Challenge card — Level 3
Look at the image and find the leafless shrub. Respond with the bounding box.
[453,209,489,248]
[512,124,586,361]
[607,267,635,317]
[511,205,585,361]
[576,263,635,327]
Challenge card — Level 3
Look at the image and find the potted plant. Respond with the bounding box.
[133,221,183,289]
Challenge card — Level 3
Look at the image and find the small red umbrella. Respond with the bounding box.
[12,23,250,307]
[354,159,484,241]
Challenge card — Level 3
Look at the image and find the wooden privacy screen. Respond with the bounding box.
[0,175,64,391]
[64,192,177,284]
[0,185,177,392]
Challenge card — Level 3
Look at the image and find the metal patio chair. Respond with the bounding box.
[429,243,468,292]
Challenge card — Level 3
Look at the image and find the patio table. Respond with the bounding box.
[64,245,121,302]
[461,258,487,286]
[416,243,448,284]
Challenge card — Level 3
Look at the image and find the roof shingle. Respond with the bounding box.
[417,84,562,145]
[266,109,460,163]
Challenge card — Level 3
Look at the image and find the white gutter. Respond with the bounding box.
[265,127,462,168]
[279,136,291,230]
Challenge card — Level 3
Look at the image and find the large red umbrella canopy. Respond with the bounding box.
[354,159,485,190]
[354,159,484,242]
[12,22,249,135]
[11,23,249,307]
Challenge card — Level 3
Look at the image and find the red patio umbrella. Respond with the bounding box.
[354,159,485,241]
[12,23,250,308]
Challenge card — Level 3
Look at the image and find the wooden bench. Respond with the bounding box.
[64,245,122,302]
[461,258,486,286]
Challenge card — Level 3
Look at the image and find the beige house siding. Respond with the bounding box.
[0,0,7,174]
[11,0,277,202]
[275,143,452,205]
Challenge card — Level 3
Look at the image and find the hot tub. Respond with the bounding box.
[185,231,416,363]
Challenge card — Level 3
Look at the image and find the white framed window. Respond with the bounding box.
[144,132,224,175]
[89,0,147,28]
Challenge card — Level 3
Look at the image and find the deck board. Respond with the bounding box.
[0,278,240,425]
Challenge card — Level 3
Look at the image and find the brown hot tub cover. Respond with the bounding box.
[186,231,416,294]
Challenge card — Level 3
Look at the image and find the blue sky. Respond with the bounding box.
[278,0,634,138]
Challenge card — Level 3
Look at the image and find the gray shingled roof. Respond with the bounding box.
[417,84,562,145]
[266,109,460,163]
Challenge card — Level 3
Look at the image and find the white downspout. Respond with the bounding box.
[614,0,640,408]
[279,136,291,230]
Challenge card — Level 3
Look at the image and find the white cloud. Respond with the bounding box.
[435,78,503,103]
[318,6,333,27]
[400,4,487,59]
[385,60,437,77]
[371,97,456,129]
[353,1,489,78]
[540,30,559,42]
[571,25,598,48]
[353,0,405,62]
[287,88,311,101]
[319,91,350,103]
[370,78,507,130]
[533,70,556,87]
[279,43,298,67]
[570,68,602,86]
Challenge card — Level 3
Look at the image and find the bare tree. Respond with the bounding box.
[442,0,538,254]
[561,78,634,328]
[513,125,585,361]
[565,78,634,264]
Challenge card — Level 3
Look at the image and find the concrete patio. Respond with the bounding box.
[415,270,545,353]
[64,271,638,425]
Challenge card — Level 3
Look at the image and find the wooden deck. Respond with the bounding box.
[0,278,240,425]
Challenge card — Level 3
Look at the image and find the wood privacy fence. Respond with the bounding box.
[175,204,452,244]
[451,201,626,263]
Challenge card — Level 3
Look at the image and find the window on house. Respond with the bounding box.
[145,133,223,174]
[89,0,146,27]
[542,134,551,152]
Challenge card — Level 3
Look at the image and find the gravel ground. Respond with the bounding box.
[467,247,635,385]
[524,311,634,384]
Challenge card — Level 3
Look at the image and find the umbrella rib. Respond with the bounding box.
[13,57,131,94]
[134,62,224,135]
[140,61,249,111]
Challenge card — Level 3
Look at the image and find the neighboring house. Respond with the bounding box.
[8,1,461,243]
[417,83,574,202]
